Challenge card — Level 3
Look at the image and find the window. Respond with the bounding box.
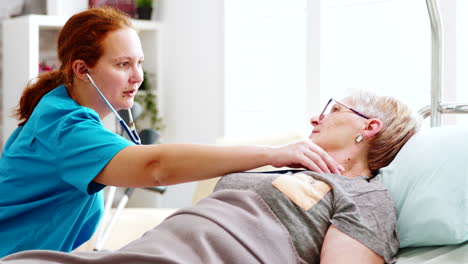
[320,0,431,113]
[457,0,468,124]
[224,0,307,137]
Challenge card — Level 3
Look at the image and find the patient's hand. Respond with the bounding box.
[269,140,343,175]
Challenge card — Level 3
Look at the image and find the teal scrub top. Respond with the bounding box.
[0,85,133,257]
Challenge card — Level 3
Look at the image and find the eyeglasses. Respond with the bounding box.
[320,98,370,120]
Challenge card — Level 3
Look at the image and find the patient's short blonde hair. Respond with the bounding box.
[347,90,422,175]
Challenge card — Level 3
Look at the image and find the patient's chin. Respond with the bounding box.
[310,137,325,149]
[309,133,319,141]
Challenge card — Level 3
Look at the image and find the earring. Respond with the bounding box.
[355,135,363,143]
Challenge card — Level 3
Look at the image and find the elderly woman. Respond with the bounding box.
[1,91,420,264]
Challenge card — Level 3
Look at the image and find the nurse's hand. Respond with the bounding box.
[268,139,344,175]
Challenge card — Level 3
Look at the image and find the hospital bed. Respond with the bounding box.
[192,123,468,264]
[194,2,468,262]
[385,0,468,262]
[83,98,468,257]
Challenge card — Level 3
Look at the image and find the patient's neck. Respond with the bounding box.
[327,149,372,178]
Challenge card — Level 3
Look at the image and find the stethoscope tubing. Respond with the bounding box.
[85,73,142,251]
[86,72,141,145]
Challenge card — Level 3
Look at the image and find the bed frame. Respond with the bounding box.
[418,0,468,125]
[398,3,468,263]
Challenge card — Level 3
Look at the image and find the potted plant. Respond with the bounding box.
[134,70,164,133]
[136,0,153,20]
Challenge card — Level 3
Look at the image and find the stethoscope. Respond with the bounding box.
[86,72,141,251]
[86,72,141,145]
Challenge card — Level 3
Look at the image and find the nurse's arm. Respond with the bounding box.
[93,142,341,187]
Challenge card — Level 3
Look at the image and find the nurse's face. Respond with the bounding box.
[89,27,144,111]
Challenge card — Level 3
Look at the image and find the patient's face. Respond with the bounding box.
[309,98,365,151]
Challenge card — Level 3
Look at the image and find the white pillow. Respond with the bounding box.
[375,125,468,248]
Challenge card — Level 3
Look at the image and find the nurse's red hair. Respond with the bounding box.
[15,7,132,126]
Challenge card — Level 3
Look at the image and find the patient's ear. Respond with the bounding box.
[72,59,89,82]
[362,118,383,139]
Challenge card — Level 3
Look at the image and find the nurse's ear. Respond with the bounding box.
[72,59,90,82]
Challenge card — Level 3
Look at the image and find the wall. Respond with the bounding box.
[155,0,224,208]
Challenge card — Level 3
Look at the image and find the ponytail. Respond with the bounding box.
[15,70,66,126]
[13,7,132,126]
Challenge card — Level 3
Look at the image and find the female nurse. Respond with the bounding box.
[0,7,342,257]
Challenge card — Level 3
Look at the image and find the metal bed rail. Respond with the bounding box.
[425,0,468,125]
[418,103,468,120]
